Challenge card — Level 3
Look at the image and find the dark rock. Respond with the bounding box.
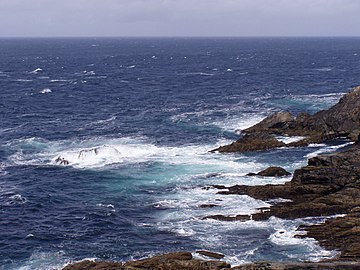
[247,167,291,177]
[299,213,360,258]
[63,252,231,270]
[215,140,360,258]
[213,86,360,153]
[231,261,360,269]
[123,252,230,270]
[196,250,225,259]
[63,260,124,270]
[199,204,219,208]
[202,214,250,221]
[212,133,285,153]
[244,112,294,133]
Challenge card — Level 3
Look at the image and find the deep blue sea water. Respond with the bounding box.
[1,37,360,269]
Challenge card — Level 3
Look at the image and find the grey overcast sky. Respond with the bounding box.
[1,0,360,37]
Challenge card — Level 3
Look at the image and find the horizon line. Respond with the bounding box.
[1,35,360,39]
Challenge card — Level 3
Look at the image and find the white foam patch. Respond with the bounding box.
[306,142,353,158]
[5,136,260,171]
[213,114,266,133]
[268,217,339,262]
[177,72,215,76]
[291,92,346,109]
[275,136,305,144]
[17,251,68,270]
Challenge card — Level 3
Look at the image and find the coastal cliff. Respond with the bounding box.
[64,87,360,269]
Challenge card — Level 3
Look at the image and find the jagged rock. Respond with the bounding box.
[231,261,360,269]
[247,167,291,177]
[244,112,294,133]
[213,133,285,153]
[299,213,360,258]
[196,250,225,259]
[64,252,231,270]
[124,252,230,270]
[216,139,360,258]
[213,86,360,153]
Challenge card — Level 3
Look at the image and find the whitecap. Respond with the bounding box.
[8,194,27,204]
[127,65,136,69]
[314,67,332,72]
[178,72,214,76]
[30,68,43,74]
[40,88,52,94]
[15,79,33,82]
[50,79,71,82]
[306,142,353,158]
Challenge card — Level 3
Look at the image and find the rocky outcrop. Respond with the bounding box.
[232,261,360,269]
[216,140,360,258]
[247,167,291,177]
[63,252,230,270]
[213,86,360,153]
[212,133,286,153]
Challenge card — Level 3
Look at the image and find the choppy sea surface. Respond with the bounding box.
[1,37,360,269]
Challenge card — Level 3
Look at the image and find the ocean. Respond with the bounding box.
[1,37,360,269]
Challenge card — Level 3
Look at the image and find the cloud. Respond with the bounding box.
[0,0,359,36]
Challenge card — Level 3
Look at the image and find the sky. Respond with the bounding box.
[0,0,360,37]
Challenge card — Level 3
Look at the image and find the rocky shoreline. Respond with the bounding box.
[64,87,360,269]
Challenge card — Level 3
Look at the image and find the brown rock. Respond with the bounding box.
[196,250,225,259]
[212,133,285,153]
[63,252,231,270]
[63,260,123,270]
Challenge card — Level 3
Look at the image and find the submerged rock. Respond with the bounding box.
[212,86,360,153]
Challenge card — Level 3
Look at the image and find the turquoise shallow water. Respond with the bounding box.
[1,37,360,269]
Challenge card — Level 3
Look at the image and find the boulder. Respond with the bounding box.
[247,167,291,177]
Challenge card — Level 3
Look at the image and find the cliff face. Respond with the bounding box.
[213,86,360,153]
